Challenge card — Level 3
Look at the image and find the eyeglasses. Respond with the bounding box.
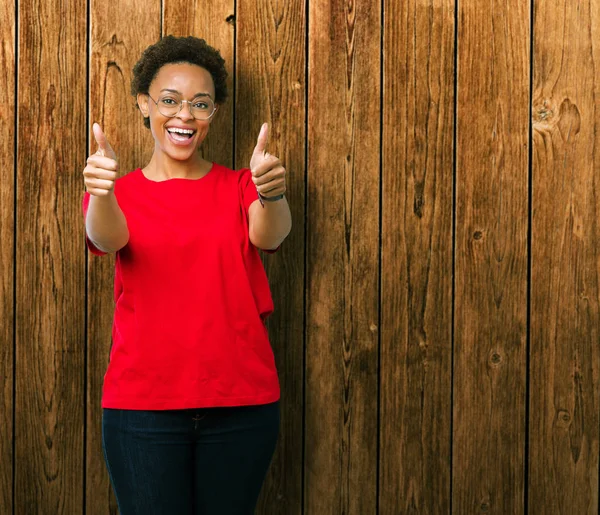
[146,93,217,121]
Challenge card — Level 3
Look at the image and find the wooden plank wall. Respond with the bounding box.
[1,0,599,514]
[15,1,87,514]
[380,0,454,512]
[453,0,530,512]
[0,0,15,513]
[529,0,600,512]
[305,0,380,513]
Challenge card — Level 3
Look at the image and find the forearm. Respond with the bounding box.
[249,197,292,249]
[85,193,129,252]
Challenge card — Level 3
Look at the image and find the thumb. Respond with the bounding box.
[253,122,269,155]
[92,123,115,158]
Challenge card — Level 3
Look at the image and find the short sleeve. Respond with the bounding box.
[238,167,281,254]
[82,192,108,256]
[239,167,260,214]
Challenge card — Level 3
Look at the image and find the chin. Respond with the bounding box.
[167,149,199,161]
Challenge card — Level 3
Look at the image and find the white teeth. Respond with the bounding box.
[167,127,195,135]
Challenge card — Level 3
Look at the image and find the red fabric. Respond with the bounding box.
[82,163,281,410]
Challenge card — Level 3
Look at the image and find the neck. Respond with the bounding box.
[144,146,211,180]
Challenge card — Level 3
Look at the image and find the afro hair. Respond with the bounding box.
[131,35,228,128]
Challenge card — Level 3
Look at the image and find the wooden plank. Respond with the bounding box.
[15,0,86,511]
[235,1,306,512]
[379,0,454,513]
[0,0,15,512]
[529,0,600,512]
[163,0,235,169]
[304,0,380,512]
[87,2,160,513]
[452,1,530,513]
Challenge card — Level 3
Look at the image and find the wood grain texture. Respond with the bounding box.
[235,1,306,512]
[305,0,380,513]
[529,0,600,512]
[452,1,530,513]
[16,0,86,512]
[0,0,15,512]
[163,0,235,168]
[87,2,160,513]
[379,0,454,513]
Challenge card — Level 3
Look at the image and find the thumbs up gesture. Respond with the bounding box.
[83,123,119,197]
[249,123,287,201]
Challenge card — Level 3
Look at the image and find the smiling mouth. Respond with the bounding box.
[166,127,196,141]
[165,127,198,147]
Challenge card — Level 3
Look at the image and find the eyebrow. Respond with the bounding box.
[159,88,213,99]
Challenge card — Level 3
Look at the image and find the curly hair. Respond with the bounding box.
[131,35,228,129]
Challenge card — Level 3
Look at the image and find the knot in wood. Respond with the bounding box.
[556,409,571,428]
[488,350,502,367]
[532,98,555,124]
[46,84,57,119]
[536,106,553,121]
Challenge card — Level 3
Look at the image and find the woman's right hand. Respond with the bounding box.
[84,123,118,197]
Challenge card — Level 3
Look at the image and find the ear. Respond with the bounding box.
[137,93,150,118]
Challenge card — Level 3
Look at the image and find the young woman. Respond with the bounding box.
[82,35,291,514]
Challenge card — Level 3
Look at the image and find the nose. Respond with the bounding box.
[177,100,194,121]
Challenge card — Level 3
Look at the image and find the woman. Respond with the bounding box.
[82,35,291,514]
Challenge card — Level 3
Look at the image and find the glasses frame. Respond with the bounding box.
[146,92,217,121]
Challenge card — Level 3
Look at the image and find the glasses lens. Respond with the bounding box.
[156,96,181,117]
[190,97,215,120]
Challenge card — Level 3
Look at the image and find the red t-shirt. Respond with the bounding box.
[82,163,281,410]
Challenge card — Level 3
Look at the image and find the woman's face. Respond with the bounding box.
[137,62,217,161]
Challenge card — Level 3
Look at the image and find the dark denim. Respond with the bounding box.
[101,401,280,515]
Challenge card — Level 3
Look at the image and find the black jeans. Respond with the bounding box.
[101,401,280,515]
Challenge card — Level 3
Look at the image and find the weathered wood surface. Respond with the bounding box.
[16,0,87,512]
[379,0,455,513]
[453,0,530,513]
[529,0,600,513]
[235,0,306,512]
[0,0,15,512]
[305,0,381,513]
[87,1,160,513]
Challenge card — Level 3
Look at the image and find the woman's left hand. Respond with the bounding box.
[249,123,287,199]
